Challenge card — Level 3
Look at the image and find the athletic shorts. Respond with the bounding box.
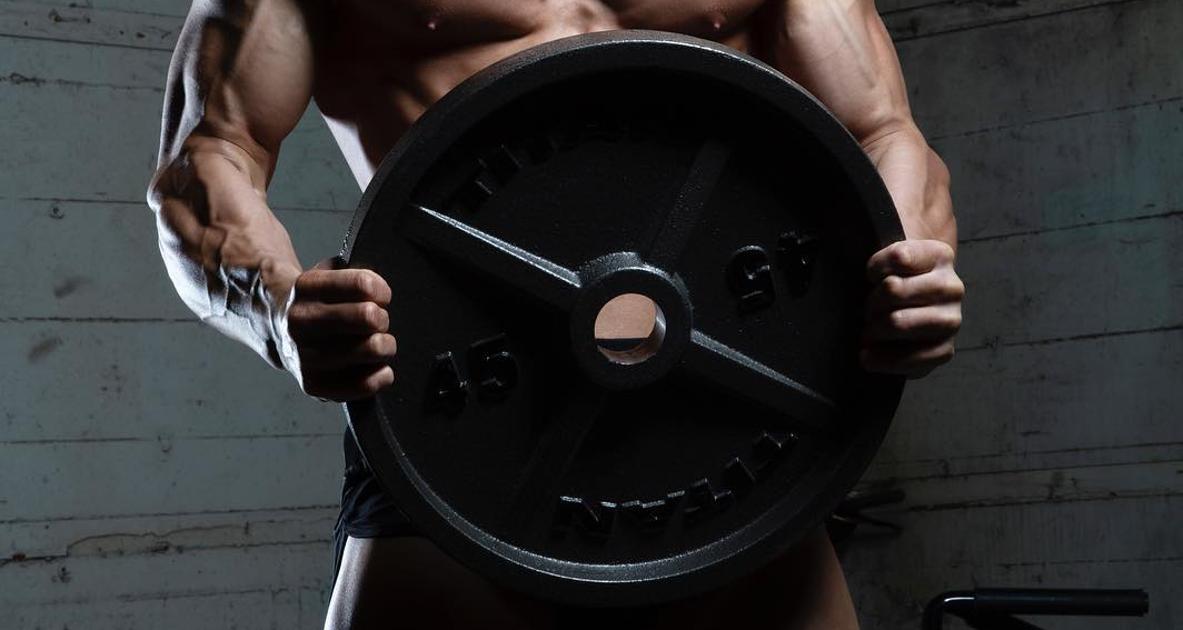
[331,428,418,579]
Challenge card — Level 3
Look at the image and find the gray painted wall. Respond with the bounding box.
[0,0,1178,628]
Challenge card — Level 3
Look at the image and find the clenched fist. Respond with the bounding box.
[286,258,397,401]
[862,240,964,378]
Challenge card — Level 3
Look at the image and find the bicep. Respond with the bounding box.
[158,0,316,179]
[764,0,912,142]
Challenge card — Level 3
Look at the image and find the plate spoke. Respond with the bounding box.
[504,381,608,531]
[644,139,732,269]
[682,330,836,433]
[401,204,582,310]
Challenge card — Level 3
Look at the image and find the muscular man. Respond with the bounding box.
[147,1,963,628]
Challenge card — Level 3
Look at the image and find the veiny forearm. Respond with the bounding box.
[861,126,957,249]
[148,134,302,367]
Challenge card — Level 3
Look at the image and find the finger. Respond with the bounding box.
[865,303,962,342]
[299,333,398,370]
[289,301,389,340]
[860,340,955,378]
[303,365,395,402]
[867,268,965,313]
[866,240,955,281]
[295,268,391,306]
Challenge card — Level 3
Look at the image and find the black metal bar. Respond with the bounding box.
[923,589,1150,630]
[971,589,1150,616]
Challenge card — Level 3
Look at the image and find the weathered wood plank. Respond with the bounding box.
[882,328,1183,461]
[936,99,1183,241]
[0,320,344,442]
[882,0,1134,41]
[895,0,1183,140]
[845,495,1180,628]
[872,459,1181,512]
[869,440,1183,481]
[0,434,340,522]
[4,505,336,563]
[0,199,351,321]
[0,0,190,19]
[1,542,331,621]
[955,213,1182,348]
[0,82,358,210]
[0,30,166,89]
[7,587,327,630]
[876,0,938,13]
[0,0,179,51]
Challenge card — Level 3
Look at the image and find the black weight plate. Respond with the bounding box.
[343,30,904,607]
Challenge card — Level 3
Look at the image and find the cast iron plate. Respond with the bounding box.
[343,30,904,607]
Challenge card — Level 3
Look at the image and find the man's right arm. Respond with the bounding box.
[147,0,395,401]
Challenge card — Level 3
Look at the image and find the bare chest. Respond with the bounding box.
[314,0,769,186]
[329,0,767,52]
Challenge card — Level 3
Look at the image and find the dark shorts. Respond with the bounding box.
[331,428,418,579]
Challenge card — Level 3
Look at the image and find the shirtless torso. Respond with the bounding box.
[314,0,766,188]
[148,1,963,628]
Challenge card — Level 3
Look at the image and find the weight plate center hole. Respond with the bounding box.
[593,293,666,365]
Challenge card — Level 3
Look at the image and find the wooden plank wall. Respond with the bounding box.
[847,1,1182,628]
[0,0,357,627]
[0,1,1178,628]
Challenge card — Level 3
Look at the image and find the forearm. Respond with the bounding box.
[861,126,957,249]
[148,134,302,368]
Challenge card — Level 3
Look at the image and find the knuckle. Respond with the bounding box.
[377,334,397,356]
[365,334,386,356]
[883,276,907,300]
[363,368,392,394]
[890,243,912,268]
[947,275,966,300]
[355,272,376,297]
[358,302,381,326]
[889,309,911,331]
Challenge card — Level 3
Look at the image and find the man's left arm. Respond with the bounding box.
[762,0,964,377]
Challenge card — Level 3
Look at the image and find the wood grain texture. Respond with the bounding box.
[879,328,1182,465]
[0,320,342,442]
[0,199,351,321]
[0,0,1179,628]
[4,506,337,561]
[845,496,1181,628]
[935,100,1183,241]
[0,2,350,625]
[881,0,1138,41]
[1,434,339,522]
[843,2,1182,627]
[894,0,1183,140]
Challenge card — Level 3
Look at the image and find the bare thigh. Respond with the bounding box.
[323,528,858,630]
[323,536,554,630]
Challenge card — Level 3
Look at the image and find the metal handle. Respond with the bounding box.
[923,588,1149,630]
